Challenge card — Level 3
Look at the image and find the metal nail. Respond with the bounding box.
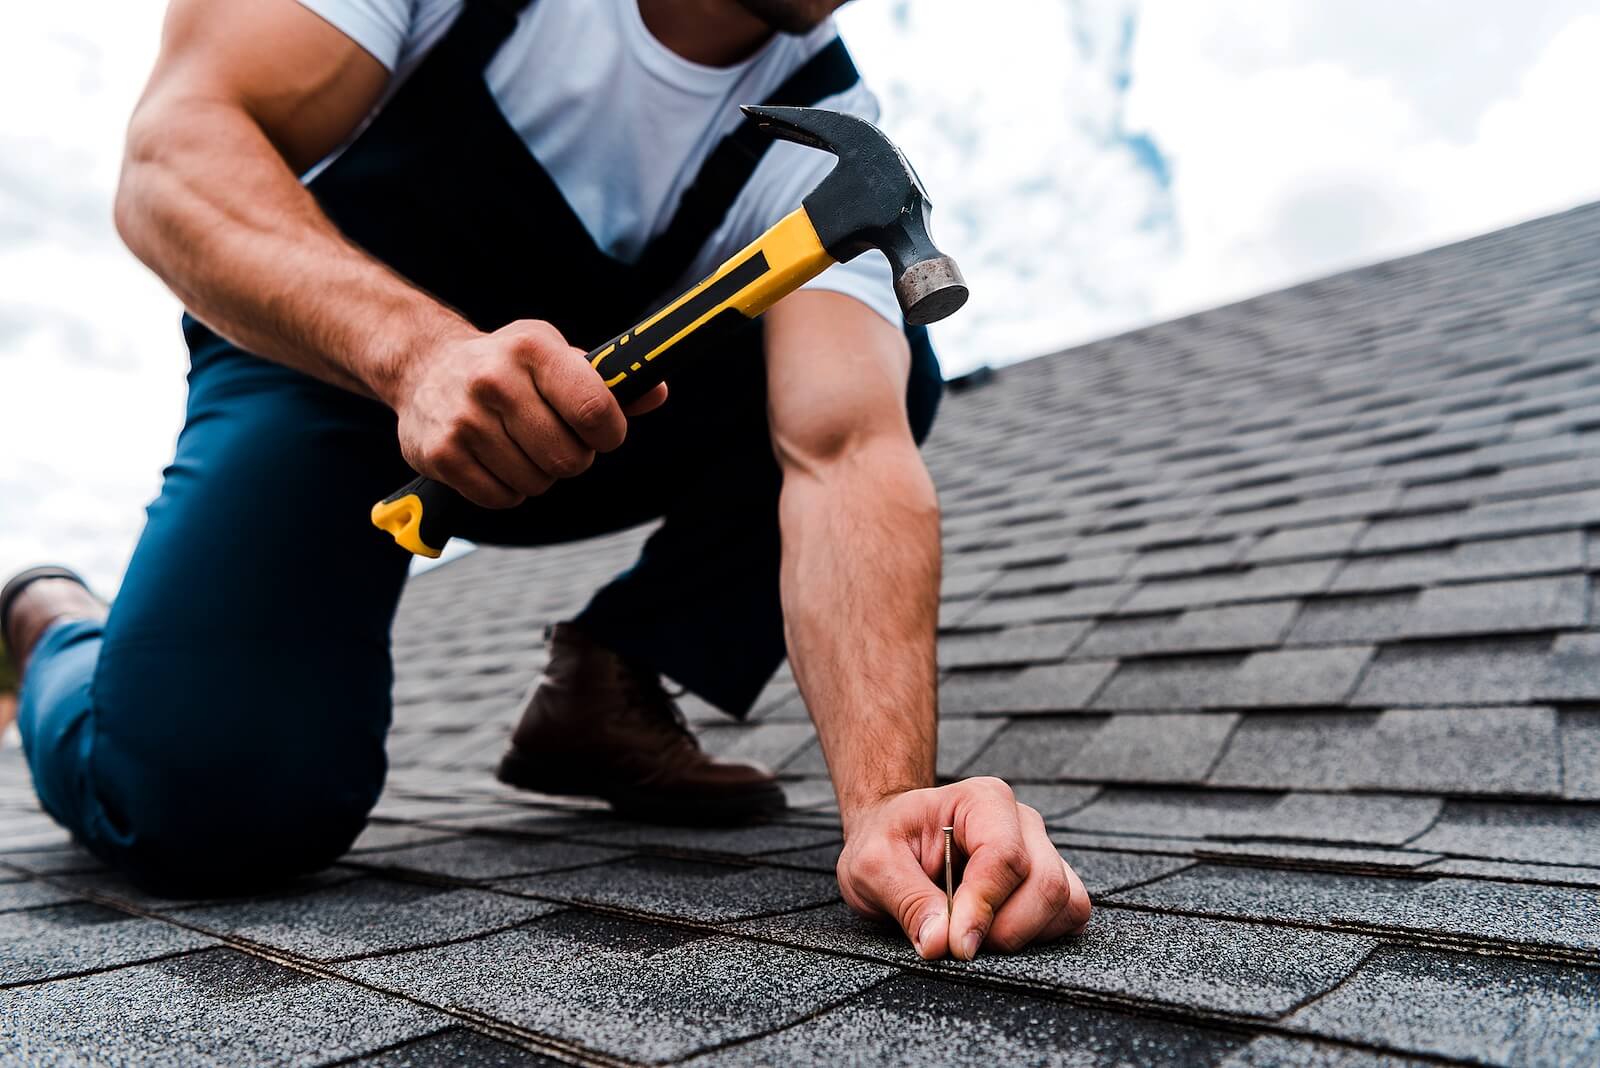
[942,825,955,915]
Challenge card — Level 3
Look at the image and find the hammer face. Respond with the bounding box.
[897,255,969,326]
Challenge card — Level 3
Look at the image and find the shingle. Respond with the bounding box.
[1126,538,1249,579]
[1058,713,1239,783]
[985,554,1132,594]
[1409,801,1600,866]
[937,621,1089,668]
[1122,560,1340,612]
[1061,788,1442,847]
[1066,849,1195,896]
[1403,574,1588,637]
[1221,647,1373,706]
[346,1028,566,1067]
[681,973,1246,1068]
[697,722,817,769]
[1285,593,1415,645]
[1451,529,1586,576]
[736,901,1375,1017]
[1091,654,1245,709]
[0,902,215,986]
[1538,633,1600,699]
[1351,637,1550,705]
[1078,600,1298,657]
[347,822,463,854]
[1562,709,1600,800]
[1116,864,1600,951]
[1011,782,1103,819]
[0,877,78,913]
[175,878,558,961]
[959,585,1134,628]
[0,948,445,1065]
[579,822,839,858]
[357,836,623,882]
[939,660,1117,713]
[1218,1035,1434,1068]
[339,912,893,1063]
[1284,945,1600,1064]
[938,717,1009,776]
[1209,707,1562,795]
[498,856,838,923]
[1329,548,1455,592]
[1244,521,1366,564]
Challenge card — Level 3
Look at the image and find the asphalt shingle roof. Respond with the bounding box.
[4,202,1600,1064]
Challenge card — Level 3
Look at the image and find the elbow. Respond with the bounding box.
[113,109,160,258]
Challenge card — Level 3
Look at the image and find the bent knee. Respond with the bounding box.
[100,740,382,896]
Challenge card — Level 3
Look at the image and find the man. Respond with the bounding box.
[2,0,1089,961]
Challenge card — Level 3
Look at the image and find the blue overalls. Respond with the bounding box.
[18,0,940,894]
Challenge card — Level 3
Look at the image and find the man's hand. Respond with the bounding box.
[838,777,1091,961]
[382,320,668,509]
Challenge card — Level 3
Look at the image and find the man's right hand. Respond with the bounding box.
[383,319,668,509]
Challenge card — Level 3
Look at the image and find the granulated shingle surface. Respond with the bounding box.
[6,202,1600,1064]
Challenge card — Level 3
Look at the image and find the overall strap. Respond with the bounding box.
[637,36,861,293]
[438,0,537,72]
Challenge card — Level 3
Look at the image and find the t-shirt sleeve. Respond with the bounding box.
[697,82,904,329]
[296,0,415,70]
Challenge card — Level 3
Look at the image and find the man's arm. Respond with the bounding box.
[765,291,1090,961]
[115,0,662,508]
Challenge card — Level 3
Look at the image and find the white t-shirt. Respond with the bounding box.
[299,0,901,326]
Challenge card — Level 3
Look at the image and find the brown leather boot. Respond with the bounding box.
[1,567,107,678]
[496,623,787,825]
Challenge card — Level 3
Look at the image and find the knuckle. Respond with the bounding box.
[465,369,505,406]
[994,843,1031,885]
[988,927,1029,954]
[545,448,593,479]
[571,391,614,433]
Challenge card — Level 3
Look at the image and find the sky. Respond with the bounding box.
[3,0,1599,591]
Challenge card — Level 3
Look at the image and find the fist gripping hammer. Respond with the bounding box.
[372,105,969,557]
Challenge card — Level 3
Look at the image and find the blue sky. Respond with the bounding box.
[4,0,1599,589]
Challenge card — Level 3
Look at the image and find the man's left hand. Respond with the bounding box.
[836,776,1091,960]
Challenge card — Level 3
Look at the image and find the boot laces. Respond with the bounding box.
[616,661,693,739]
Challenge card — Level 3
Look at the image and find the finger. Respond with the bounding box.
[1062,858,1092,935]
[621,382,668,417]
[532,345,628,452]
[986,808,1082,953]
[949,778,1030,961]
[462,424,548,504]
[431,452,523,511]
[497,396,595,484]
[842,842,954,961]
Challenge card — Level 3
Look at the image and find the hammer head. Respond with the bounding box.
[742,104,969,326]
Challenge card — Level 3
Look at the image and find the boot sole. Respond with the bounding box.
[495,746,788,827]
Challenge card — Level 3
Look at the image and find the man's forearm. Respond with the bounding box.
[778,434,941,831]
[115,97,469,402]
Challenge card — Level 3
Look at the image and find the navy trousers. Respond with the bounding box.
[19,331,940,894]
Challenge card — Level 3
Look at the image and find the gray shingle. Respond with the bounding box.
[357,836,623,882]
[339,912,893,1063]
[1066,849,1195,895]
[1126,538,1250,579]
[1061,788,1441,846]
[697,722,817,769]
[1284,945,1600,1064]
[940,660,1117,713]
[1562,708,1600,800]
[937,621,1089,668]
[1115,864,1600,951]
[175,878,558,961]
[0,948,445,1065]
[1209,707,1562,795]
[682,973,1246,1068]
[1244,521,1366,564]
[961,719,1107,779]
[1078,600,1299,657]
[1538,633,1600,699]
[1122,560,1340,613]
[346,1029,565,1067]
[499,856,838,922]
[1286,593,1415,645]
[0,877,78,913]
[1058,713,1239,783]
[1219,1036,1434,1067]
[1351,637,1550,705]
[0,902,215,986]
[736,902,1376,1017]
[1409,801,1600,866]
[579,822,839,858]
[1094,647,1371,710]
[960,585,1134,628]
[1402,573,1588,637]
[985,554,1132,594]
[938,716,1009,776]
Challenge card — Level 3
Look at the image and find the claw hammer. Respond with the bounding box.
[372,105,970,557]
